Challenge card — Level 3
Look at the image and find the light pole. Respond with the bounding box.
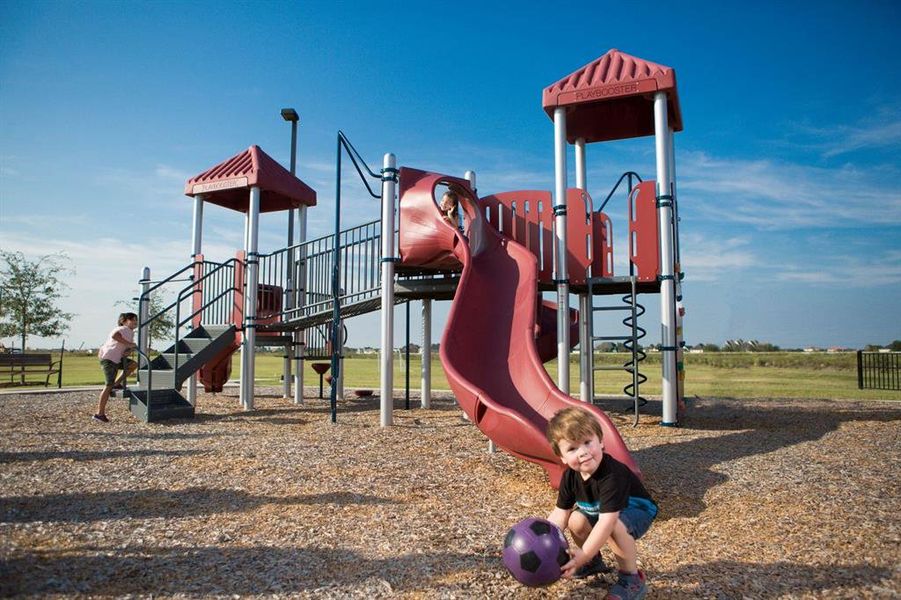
[281,108,300,401]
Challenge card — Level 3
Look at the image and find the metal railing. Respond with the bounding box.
[256,219,384,328]
[858,351,900,390]
[137,258,239,388]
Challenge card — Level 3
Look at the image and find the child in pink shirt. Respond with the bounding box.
[94,312,138,422]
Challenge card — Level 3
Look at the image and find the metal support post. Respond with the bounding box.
[654,93,678,426]
[138,267,151,386]
[283,112,298,399]
[240,186,261,411]
[421,299,431,409]
[666,127,686,414]
[574,137,592,403]
[553,107,570,393]
[188,195,204,406]
[294,204,307,404]
[379,153,397,426]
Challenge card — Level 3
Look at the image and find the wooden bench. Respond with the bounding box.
[0,353,63,388]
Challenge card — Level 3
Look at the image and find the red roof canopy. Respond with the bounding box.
[184,145,316,213]
[542,49,683,143]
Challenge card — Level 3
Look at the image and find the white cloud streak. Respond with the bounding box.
[678,151,901,229]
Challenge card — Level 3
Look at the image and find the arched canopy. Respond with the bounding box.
[184,145,316,213]
[542,49,683,143]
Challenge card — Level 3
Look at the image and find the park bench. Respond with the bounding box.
[0,353,63,388]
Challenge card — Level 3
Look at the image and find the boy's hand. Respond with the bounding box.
[560,547,588,579]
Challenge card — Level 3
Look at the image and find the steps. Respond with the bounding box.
[126,325,237,423]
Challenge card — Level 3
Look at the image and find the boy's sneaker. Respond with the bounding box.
[92,414,109,423]
[573,554,610,578]
[605,570,647,600]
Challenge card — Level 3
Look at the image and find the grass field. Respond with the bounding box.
[9,351,900,402]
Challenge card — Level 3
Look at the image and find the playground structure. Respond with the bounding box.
[129,49,685,481]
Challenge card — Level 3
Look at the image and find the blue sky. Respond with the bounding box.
[1,0,899,350]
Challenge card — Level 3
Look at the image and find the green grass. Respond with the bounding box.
[9,351,901,402]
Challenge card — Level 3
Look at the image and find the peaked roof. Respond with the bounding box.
[184,145,316,213]
[542,49,683,143]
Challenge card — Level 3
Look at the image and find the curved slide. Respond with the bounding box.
[398,169,639,488]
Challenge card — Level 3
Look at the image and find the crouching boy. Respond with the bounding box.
[546,407,657,600]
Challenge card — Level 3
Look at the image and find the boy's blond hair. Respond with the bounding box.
[546,407,604,456]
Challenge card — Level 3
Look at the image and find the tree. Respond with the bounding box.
[0,250,75,349]
[890,340,901,351]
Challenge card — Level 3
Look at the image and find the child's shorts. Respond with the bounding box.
[100,359,137,386]
[579,507,655,540]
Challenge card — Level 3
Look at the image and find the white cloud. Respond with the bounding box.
[678,151,901,229]
[678,233,757,282]
[775,250,901,287]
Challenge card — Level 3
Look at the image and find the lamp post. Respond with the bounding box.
[281,108,300,401]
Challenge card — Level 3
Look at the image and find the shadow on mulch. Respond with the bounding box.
[633,399,901,520]
[1,488,394,523]
[653,559,894,598]
[0,449,203,464]
[0,546,492,596]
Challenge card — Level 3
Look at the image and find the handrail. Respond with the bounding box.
[597,171,643,213]
[137,257,239,393]
[331,131,384,422]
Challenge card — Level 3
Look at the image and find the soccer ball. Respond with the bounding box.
[502,517,569,587]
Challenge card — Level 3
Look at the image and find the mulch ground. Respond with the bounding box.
[0,387,899,599]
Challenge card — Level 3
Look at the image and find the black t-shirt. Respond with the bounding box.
[556,455,658,519]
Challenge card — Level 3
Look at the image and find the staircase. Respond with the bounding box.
[126,325,237,422]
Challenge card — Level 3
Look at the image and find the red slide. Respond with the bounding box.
[398,169,639,488]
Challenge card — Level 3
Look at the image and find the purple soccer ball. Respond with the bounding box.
[502,517,569,587]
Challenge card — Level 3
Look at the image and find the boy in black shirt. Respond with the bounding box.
[546,407,657,599]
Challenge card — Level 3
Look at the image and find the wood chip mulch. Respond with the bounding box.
[0,387,899,599]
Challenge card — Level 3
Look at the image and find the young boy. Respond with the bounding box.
[546,407,657,600]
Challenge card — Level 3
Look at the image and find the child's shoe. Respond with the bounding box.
[92,414,110,423]
[573,554,610,578]
[605,570,647,600]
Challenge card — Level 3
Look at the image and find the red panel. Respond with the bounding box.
[255,284,284,339]
[592,212,614,277]
[395,168,640,488]
[481,191,553,281]
[629,181,660,282]
[542,49,683,143]
[535,300,579,363]
[482,189,595,285]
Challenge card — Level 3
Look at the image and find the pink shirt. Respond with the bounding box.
[98,325,135,362]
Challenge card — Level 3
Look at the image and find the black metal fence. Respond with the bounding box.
[857,351,900,390]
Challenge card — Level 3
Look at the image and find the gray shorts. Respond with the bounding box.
[100,358,137,386]
[578,507,655,540]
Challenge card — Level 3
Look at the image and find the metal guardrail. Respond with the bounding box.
[137,258,239,387]
[257,219,383,329]
[858,351,900,390]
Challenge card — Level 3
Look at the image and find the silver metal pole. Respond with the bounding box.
[241,186,261,411]
[574,138,592,403]
[294,205,307,404]
[283,117,298,399]
[654,93,677,426]
[421,299,431,409]
[553,107,570,393]
[188,195,204,406]
[138,267,151,386]
[666,127,686,412]
[379,153,397,426]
